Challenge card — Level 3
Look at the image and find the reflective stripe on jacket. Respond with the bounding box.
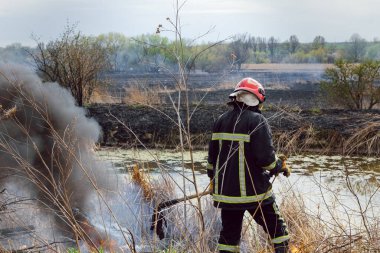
[207,102,277,209]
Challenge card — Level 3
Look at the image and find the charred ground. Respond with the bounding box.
[88,69,380,155]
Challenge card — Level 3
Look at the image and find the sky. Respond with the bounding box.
[1,0,380,47]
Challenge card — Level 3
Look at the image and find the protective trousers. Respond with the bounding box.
[218,202,290,253]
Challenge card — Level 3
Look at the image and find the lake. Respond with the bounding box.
[96,147,380,249]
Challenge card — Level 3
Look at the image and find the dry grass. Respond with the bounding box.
[274,124,317,155]
[89,87,122,104]
[343,121,380,156]
[123,81,162,105]
[130,164,154,201]
[272,114,380,157]
[0,105,17,119]
[280,193,323,253]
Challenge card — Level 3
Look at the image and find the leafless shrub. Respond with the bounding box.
[29,24,111,107]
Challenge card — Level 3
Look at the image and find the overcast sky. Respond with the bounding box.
[1,0,380,47]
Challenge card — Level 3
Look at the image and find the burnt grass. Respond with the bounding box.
[87,98,380,156]
[88,72,380,155]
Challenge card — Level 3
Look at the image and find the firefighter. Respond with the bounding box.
[207,78,291,253]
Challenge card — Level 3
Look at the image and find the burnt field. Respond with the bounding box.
[105,69,323,91]
[87,103,380,155]
[162,89,324,109]
[89,67,380,155]
[103,67,325,109]
[105,63,329,89]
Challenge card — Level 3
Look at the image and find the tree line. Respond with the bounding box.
[1,26,379,109]
[1,31,380,73]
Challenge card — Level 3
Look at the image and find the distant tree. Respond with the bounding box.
[366,42,380,60]
[267,36,279,62]
[134,34,171,71]
[288,35,300,54]
[346,33,367,62]
[248,36,259,63]
[249,36,258,53]
[229,34,251,70]
[96,32,129,71]
[30,25,110,106]
[257,37,267,52]
[309,48,328,63]
[321,59,380,109]
[197,44,229,72]
[312,35,326,50]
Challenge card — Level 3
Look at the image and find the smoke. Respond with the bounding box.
[0,44,33,67]
[0,64,113,238]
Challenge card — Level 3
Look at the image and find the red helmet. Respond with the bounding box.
[230,78,266,103]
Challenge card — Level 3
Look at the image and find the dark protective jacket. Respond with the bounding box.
[207,102,280,210]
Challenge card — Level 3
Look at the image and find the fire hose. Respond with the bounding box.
[150,188,212,240]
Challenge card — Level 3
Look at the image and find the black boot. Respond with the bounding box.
[274,241,290,253]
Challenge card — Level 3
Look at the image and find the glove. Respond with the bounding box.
[278,155,291,177]
[269,155,291,177]
[281,163,291,177]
